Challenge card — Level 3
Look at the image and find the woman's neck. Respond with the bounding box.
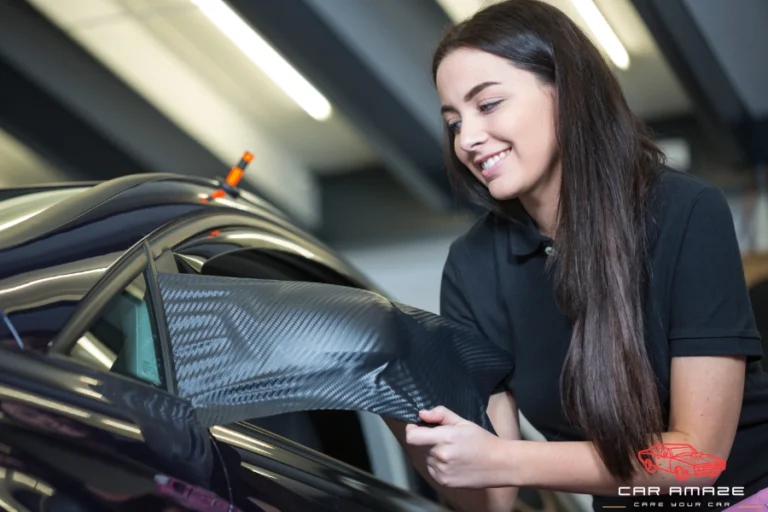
[519,165,562,240]
[520,197,558,239]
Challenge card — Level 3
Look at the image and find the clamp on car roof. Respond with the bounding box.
[207,151,254,201]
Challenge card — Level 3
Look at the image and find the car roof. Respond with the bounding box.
[0,173,372,350]
[0,173,287,252]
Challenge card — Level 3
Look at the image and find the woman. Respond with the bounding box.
[384,1,768,511]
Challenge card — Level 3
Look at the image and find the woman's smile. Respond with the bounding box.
[478,149,511,180]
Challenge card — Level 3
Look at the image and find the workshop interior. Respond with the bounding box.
[0,0,766,511]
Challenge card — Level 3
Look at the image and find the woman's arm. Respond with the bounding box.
[385,391,520,512]
[404,355,745,496]
[504,189,752,495]
[501,354,746,495]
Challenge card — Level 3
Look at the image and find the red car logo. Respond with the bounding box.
[637,443,726,481]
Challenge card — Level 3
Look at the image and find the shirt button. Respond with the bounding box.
[545,246,554,256]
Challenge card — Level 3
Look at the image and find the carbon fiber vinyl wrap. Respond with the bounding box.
[157,273,514,433]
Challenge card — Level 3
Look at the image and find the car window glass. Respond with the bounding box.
[69,272,163,387]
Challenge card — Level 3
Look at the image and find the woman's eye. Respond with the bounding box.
[479,100,502,113]
[447,120,462,134]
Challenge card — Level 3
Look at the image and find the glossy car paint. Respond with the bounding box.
[0,174,445,512]
[0,349,230,511]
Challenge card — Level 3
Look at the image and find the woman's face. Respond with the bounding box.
[436,48,560,203]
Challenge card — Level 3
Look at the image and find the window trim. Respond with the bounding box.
[153,212,376,291]
[145,242,178,395]
[49,241,149,355]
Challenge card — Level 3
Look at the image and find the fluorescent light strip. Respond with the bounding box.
[192,0,332,121]
[571,0,630,70]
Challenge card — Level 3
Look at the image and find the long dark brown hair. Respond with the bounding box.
[432,0,665,481]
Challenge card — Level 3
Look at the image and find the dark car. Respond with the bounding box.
[0,172,451,511]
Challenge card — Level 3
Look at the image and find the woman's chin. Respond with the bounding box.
[487,180,519,201]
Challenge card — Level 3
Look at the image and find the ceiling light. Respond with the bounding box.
[571,0,630,70]
[435,0,484,23]
[191,0,332,121]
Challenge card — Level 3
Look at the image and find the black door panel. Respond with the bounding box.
[213,424,447,512]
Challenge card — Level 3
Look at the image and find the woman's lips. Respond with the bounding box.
[480,150,509,180]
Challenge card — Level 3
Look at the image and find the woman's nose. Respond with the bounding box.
[458,120,488,152]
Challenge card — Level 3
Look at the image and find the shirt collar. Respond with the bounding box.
[504,200,551,257]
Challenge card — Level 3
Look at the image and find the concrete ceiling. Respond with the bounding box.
[0,128,69,187]
[124,0,381,174]
[22,0,695,188]
[682,0,768,118]
[27,0,381,176]
[436,0,692,120]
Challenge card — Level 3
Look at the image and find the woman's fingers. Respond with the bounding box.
[419,406,466,426]
[405,423,446,446]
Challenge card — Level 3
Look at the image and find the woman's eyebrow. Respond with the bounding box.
[440,81,501,114]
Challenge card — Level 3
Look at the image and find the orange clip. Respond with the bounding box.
[206,151,253,202]
[224,151,254,187]
[225,167,244,187]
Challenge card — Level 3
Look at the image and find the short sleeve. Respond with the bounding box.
[668,187,763,361]
[440,242,479,332]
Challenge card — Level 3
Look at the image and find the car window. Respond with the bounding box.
[172,226,369,290]
[202,249,336,282]
[68,271,163,388]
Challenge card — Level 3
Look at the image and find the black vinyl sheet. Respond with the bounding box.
[157,273,514,433]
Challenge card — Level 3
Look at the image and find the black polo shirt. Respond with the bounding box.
[440,169,768,511]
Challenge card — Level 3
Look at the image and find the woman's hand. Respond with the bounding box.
[404,406,514,489]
